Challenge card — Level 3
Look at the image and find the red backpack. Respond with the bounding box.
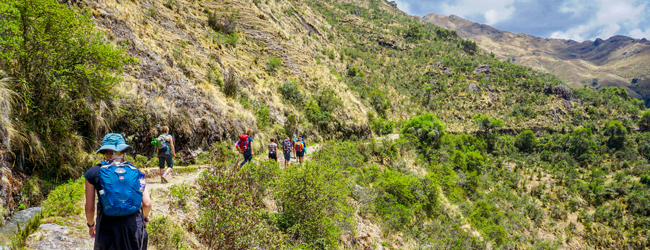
[237,135,250,152]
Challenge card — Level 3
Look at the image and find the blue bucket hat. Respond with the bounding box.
[96,133,132,153]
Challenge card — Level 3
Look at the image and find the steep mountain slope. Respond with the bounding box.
[422,13,650,102]
[2,0,650,249]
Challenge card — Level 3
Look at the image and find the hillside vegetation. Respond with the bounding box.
[1,0,650,249]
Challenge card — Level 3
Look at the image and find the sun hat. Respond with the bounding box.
[96,133,132,153]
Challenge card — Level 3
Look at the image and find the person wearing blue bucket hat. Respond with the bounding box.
[84,133,152,249]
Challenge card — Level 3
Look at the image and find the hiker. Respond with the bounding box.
[268,137,278,163]
[237,129,254,166]
[85,133,151,250]
[298,134,307,155]
[282,138,292,167]
[294,137,305,164]
[154,126,175,184]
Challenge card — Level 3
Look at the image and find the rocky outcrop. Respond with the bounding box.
[0,165,24,218]
[474,64,490,76]
[553,85,574,101]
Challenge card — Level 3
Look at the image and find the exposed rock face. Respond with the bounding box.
[553,85,574,101]
[0,164,23,218]
[474,64,490,76]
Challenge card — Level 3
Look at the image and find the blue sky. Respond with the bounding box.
[394,0,650,41]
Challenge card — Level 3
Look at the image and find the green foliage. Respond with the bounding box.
[640,110,650,132]
[469,200,507,246]
[568,128,596,162]
[255,103,271,128]
[306,88,343,131]
[515,130,537,153]
[368,113,395,136]
[197,160,284,249]
[347,65,363,77]
[474,114,504,134]
[404,23,423,41]
[603,120,627,150]
[41,177,85,218]
[401,113,445,148]
[375,171,439,231]
[266,57,283,75]
[148,216,187,249]
[0,0,130,178]
[278,80,304,104]
[274,162,351,248]
[168,184,193,211]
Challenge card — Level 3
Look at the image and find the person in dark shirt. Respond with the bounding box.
[84,133,152,250]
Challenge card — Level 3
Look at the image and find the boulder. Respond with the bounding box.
[469,83,479,93]
[552,85,574,101]
[474,64,490,76]
[424,71,437,76]
[433,61,442,68]
[353,9,360,15]
[535,131,542,137]
[443,69,451,77]
[488,85,495,92]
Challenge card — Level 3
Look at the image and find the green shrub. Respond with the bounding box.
[168,184,193,211]
[278,80,303,104]
[474,114,504,135]
[347,65,363,77]
[515,130,537,153]
[148,216,186,249]
[274,162,351,248]
[603,120,627,150]
[639,110,650,132]
[266,57,283,75]
[401,113,445,148]
[255,104,271,128]
[197,162,283,249]
[568,128,596,162]
[222,67,238,97]
[41,177,85,218]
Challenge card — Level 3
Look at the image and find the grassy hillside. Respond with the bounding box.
[2,0,650,249]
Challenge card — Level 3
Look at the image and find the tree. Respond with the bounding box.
[474,114,504,135]
[603,120,627,150]
[515,130,537,153]
[568,128,596,162]
[0,0,130,177]
[401,113,445,148]
[639,110,650,132]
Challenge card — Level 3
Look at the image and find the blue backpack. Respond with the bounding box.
[98,160,143,216]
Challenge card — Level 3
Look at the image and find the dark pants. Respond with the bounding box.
[95,209,148,250]
[158,151,173,169]
[240,151,252,166]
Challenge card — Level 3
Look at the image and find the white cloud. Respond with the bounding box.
[630,28,650,39]
[550,0,648,41]
[440,0,517,25]
[394,0,412,14]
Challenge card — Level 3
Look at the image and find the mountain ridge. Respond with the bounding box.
[422,12,650,102]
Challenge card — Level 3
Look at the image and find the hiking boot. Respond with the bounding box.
[161,176,168,183]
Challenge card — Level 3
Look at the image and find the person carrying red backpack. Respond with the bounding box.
[236,129,254,166]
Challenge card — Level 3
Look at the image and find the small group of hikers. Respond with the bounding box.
[84,126,176,249]
[83,127,305,249]
[235,129,307,167]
